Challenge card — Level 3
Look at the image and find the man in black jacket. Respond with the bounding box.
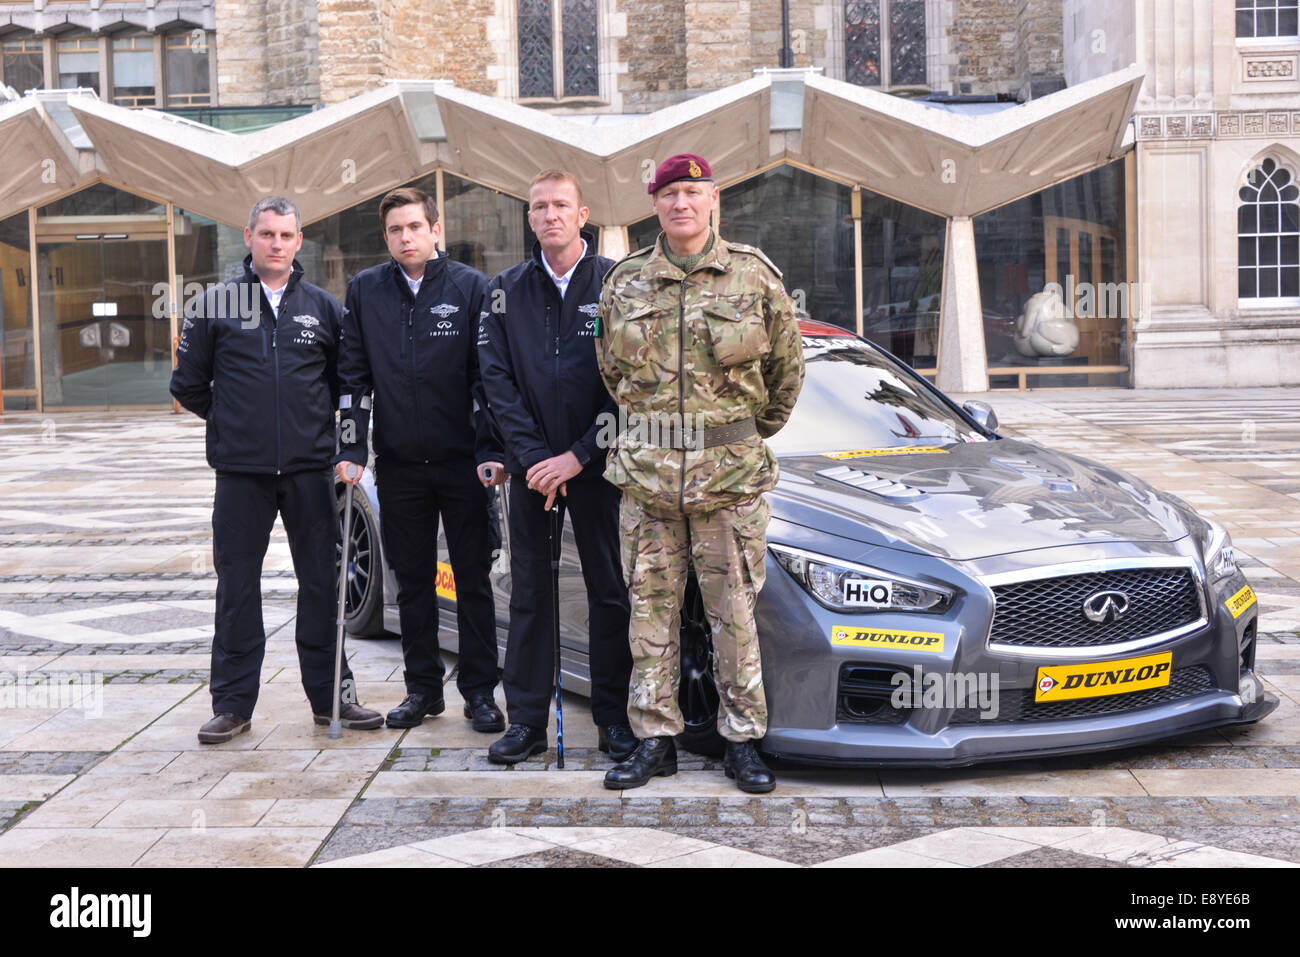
[478,170,634,764]
[170,196,383,743]
[334,187,506,733]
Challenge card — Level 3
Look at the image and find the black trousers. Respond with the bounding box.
[503,473,632,729]
[211,469,352,717]
[375,457,499,699]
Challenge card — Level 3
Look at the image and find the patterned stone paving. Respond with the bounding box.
[0,397,1297,867]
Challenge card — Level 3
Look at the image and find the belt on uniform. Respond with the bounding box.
[640,416,758,450]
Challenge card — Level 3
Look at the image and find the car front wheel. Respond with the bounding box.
[336,484,385,637]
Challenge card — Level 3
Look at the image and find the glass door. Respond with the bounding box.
[36,233,170,408]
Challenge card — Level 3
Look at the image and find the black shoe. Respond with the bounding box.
[597,723,638,762]
[603,736,677,790]
[385,692,446,729]
[724,740,775,793]
[463,694,506,733]
[198,712,251,744]
[313,702,384,730]
[488,723,547,764]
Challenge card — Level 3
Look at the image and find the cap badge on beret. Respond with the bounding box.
[648,153,714,194]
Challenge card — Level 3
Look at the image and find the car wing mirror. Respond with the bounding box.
[962,399,998,433]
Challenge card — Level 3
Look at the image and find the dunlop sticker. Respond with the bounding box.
[435,561,457,601]
[1225,584,1257,619]
[1035,652,1172,703]
[830,626,945,653]
[823,446,949,460]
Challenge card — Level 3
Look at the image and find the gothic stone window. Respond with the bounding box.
[1237,0,1299,38]
[845,0,927,89]
[518,0,599,100]
[1238,158,1300,299]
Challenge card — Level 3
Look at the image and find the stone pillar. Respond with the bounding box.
[214,0,270,106]
[936,216,988,393]
[1015,0,1064,100]
[265,0,321,105]
[600,224,628,261]
[317,0,384,104]
[685,0,753,90]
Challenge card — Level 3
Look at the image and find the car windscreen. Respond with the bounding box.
[767,335,984,456]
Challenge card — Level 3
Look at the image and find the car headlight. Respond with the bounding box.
[769,544,954,614]
[1204,519,1239,582]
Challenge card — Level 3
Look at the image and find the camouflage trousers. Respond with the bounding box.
[621,493,771,742]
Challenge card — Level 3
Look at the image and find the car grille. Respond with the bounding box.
[988,567,1202,650]
[948,665,1216,725]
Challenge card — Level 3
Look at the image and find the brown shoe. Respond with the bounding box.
[198,712,251,744]
[313,702,384,730]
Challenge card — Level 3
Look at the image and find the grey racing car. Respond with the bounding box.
[337,319,1276,767]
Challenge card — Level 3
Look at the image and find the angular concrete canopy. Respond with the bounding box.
[0,68,1142,228]
[797,66,1143,218]
[69,86,423,227]
[0,97,83,215]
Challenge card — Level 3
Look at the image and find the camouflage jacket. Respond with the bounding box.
[596,231,805,514]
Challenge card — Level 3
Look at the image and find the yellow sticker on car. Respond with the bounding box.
[1034,652,1172,703]
[1225,584,1256,619]
[823,447,949,460]
[829,626,945,653]
[435,561,457,601]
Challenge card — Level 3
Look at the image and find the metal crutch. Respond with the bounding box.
[330,472,356,739]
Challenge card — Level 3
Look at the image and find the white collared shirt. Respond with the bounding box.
[542,239,586,299]
[405,250,435,297]
[261,281,287,319]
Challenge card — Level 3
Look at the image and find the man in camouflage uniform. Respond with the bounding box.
[596,153,804,793]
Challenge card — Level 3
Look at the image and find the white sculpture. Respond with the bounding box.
[1013,289,1080,357]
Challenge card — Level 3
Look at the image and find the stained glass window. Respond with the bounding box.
[845,0,881,86]
[889,0,926,86]
[519,0,598,99]
[518,0,555,98]
[845,1,926,90]
[562,0,598,96]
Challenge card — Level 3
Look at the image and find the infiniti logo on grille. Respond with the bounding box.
[1083,590,1130,624]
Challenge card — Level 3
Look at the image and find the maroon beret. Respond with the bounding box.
[648,153,713,195]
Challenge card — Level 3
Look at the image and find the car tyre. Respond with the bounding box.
[675,571,726,759]
[337,484,385,637]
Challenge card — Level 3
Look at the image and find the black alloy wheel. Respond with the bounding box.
[336,485,385,636]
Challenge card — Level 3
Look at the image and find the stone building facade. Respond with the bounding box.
[4,1,1299,403]
[192,0,1069,110]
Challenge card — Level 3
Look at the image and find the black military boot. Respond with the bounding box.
[488,723,548,764]
[385,691,446,729]
[463,694,506,733]
[597,723,638,762]
[724,740,776,793]
[603,736,677,790]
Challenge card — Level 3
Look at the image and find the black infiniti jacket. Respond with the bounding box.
[478,234,615,478]
[169,256,341,474]
[335,254,499,468]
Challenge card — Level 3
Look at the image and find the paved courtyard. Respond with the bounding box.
[0,388,1297,868]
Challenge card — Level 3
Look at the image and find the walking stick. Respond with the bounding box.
[330,476,356,739]
[549,500,564,768]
